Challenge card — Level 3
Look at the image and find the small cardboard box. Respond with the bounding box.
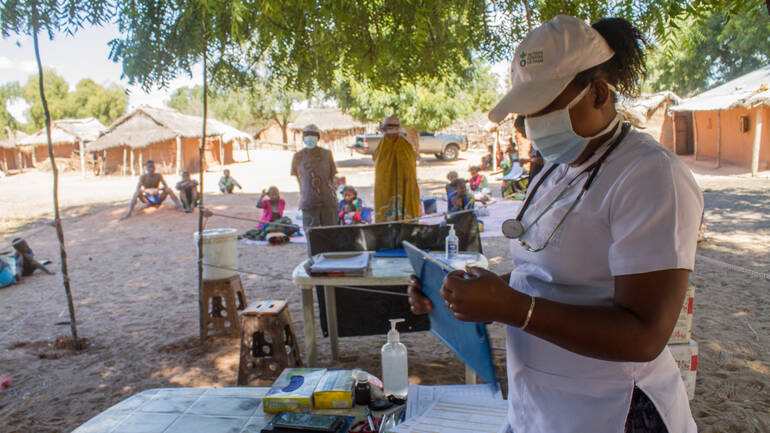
[263,368,327,413]
[668,339,698,400]
[668,284,695,345]
[313,370,355,409]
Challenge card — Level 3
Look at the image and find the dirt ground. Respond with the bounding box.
[0,149,768,433]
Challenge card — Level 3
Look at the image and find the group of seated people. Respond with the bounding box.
[122,161,372,242]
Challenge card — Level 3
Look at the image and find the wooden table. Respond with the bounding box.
[292,251,488,382]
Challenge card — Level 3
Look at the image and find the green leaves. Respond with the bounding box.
[645,4,770,96]
[333,59,500,131]
[19,69,128,130]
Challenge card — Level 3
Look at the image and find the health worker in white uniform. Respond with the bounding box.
[408,15,703,433]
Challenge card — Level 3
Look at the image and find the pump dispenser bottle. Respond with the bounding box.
[381,318,408,398]
[445,224,458,260]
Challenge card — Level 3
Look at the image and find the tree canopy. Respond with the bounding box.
[0,82,21,132]
[646,4,770,96]
[20,70,128,131]
[333,60,500,132]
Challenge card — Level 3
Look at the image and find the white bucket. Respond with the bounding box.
[194,228,238,280]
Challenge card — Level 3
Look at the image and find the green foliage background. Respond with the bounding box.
[646,6,770,96]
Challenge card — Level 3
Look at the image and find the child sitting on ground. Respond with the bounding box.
[339,202,363,225]
[468,166,493,204]
[218,169,242,194]
[239,186,297,241]
[447,178,474,212]
[175,171,199,212]
[444,171,458,199]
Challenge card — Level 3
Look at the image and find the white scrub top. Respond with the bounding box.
[506,129,703,433]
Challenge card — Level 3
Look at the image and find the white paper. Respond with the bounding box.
[393,397,509,433]
[309,252,370,272]
[405,383,503,420]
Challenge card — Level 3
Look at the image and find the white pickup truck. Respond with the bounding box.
[349,131,469,160]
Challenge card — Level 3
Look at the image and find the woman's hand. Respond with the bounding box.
[407,275,433,314]
[440,267,524,323]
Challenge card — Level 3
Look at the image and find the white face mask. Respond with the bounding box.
[525,84,620,164]
[304,135,318,148]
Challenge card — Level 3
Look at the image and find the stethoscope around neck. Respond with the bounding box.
[502,123,631,252]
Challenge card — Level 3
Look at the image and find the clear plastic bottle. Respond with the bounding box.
[445,224,458,260]
[381,318,408,398]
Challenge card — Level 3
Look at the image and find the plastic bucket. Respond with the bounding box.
[194,228,238,280]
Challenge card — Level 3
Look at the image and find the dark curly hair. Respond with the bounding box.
[572,17,647,97]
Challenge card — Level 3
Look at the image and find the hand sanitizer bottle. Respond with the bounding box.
[445,224,458,260]
[381,318,408,398]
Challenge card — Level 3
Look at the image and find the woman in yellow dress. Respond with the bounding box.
[372,116,421,223]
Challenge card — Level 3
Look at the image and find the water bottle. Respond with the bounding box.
[381,318,408,398]
[445,224,458,260]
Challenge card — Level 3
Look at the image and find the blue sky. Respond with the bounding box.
[0,23,201,121]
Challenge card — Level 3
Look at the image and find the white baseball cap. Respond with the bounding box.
[488,15,614,121]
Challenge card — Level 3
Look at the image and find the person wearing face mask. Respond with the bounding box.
[290,124,339,237]
[408,15,702,433]
[372,116,421,222]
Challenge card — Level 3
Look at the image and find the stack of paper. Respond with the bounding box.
[391,397,509,433]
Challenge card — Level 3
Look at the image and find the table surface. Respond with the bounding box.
[72,387,380,433]
[292,251,489,286]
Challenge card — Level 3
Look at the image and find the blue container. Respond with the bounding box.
[423,198,437,215]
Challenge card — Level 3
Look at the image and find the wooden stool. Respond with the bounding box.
[237,300,303,385]
[199,275,246,341]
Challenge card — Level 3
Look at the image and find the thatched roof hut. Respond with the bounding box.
[618,91,682,152]
[287,108,366,152]
[17,118,106,174]
[0,130,31,172]
[87,106,250,175]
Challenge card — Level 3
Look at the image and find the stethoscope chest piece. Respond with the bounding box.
[502,219,525,239]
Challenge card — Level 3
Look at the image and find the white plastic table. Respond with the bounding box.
[292,251,488,382]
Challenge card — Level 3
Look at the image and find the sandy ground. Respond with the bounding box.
[0,149,768,433]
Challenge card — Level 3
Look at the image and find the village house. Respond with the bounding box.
[18,118,106,177]
[669,65,769,173]
[287,108,367,152]
[87,106,250,175]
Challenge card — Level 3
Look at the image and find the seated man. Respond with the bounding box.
[218,169,242,194]
[122,160,183,219]
[175,171,199,212]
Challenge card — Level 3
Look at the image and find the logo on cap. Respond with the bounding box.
[519,51,527,67]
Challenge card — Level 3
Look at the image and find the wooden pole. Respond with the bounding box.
[33,27,81,350]
[79,139,86,178]
[218,136,224,165]
[130,149,135,176]
[139,151,143,171]
[176,135,182,174]
[122,146,127,176]
[692,112,699,161]
[198,42,208,344]
[751,105,764,176]
[716,111,722,168]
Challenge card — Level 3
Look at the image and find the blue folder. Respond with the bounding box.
[401,241,499,389]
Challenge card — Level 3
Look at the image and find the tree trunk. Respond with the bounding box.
[198,44,208,344]
[279,119,288,145]
[33,28,81,350]
[406,128,420,160]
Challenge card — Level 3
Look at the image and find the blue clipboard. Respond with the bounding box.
[401,241,499,389]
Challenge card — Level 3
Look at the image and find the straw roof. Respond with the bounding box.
[87,106,250,152]
[626,91,682,120]
[670,65,770,112]
[288,108,363,132]
[19,118,107,147]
